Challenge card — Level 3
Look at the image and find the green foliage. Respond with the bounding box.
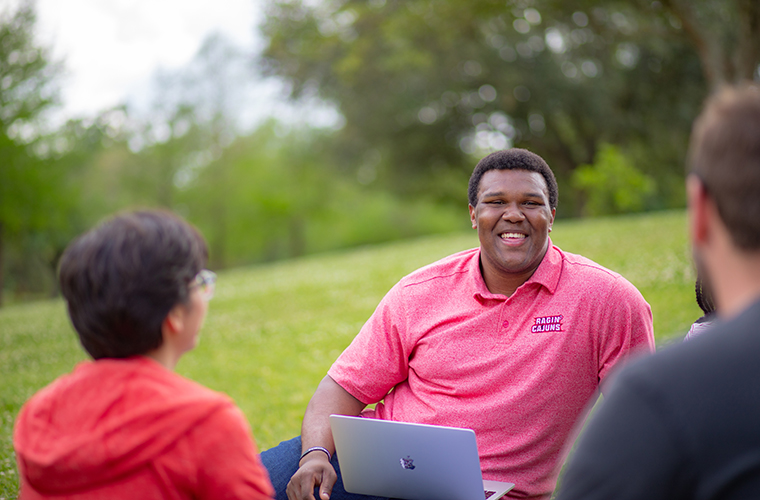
[182,121,469,267]
[8,0,745,304]
[260,0,715,212]
[572,143,655,215]
[0,0,63,304]
[0,1,59,129]
[0,210,700,496]
[0,18,474,303]
[182,122,335,265]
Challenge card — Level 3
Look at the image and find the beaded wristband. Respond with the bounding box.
[299,446,332,462]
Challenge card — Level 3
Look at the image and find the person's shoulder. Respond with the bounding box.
[680,300,760,363]
[600,341,695,413]
[399,247,479,288]
[18,362,89,412]
[555,246,643,296]
[68,357,234,409]
[615,304,760,393]
[557,248,623,280]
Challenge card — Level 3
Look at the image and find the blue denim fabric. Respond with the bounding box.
[260,436,387,500]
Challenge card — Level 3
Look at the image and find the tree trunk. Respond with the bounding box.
[664,0,760,90]
[735,0,760,82]
[663,0,726,89]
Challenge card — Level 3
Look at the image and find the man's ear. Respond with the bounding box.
[469,204,477,229]
[549,207,556,232]
[687,175,710,246]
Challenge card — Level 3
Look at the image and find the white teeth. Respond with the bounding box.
[501,233,526,239]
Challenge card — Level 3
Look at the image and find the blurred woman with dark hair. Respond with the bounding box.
[13,210,274,500]
[684,274,716,341]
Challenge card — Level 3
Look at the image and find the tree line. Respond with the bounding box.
[1,0,757,305]
[261,0,757,212]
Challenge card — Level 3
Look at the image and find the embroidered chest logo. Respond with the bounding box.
[531,315,564,333]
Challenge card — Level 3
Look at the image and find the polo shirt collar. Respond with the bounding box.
[471,238,561,301]
[527,239,561,294]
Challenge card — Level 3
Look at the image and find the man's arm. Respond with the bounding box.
[597,278,655,391]
[286,375,366,500]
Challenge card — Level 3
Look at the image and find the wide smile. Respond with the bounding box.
[499,232,528,245]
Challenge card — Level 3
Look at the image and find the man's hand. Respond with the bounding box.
[288,375,367,500]
[286,452,336,500]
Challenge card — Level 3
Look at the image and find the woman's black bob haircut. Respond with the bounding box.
[58,210,208,359]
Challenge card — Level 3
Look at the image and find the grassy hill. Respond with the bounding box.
[0,209,699,497]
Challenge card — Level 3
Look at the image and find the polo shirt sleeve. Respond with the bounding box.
[328,282,412,404]
[596,277,655,388]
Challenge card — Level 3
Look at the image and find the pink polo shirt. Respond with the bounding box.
[328,243,654,499]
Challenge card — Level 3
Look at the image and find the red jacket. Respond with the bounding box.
[14,357,274,500]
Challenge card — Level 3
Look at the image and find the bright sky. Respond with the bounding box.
[32,0,269,121]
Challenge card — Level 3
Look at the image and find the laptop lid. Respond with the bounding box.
[329,414,514,500]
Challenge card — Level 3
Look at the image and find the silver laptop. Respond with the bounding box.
[330,414,515,500]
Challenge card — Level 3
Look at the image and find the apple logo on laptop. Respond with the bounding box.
[400,456,416,470]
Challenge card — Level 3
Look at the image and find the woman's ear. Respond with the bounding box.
[162,303,185,336]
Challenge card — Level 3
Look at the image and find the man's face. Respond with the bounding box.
[469,169,556,280]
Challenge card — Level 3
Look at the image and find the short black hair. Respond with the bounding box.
[58,210,208,359]
[468,149,558,209]
[688,84,760,250]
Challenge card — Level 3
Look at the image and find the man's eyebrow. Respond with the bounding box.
[481,190,546,199]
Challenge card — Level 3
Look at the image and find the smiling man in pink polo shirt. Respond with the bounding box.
[261,148,655,500]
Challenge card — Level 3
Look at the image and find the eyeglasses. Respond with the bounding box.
[191,270,217,301]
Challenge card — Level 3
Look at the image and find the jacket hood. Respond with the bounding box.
[14,357,230,494]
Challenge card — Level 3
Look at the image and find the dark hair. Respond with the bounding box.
[58,210,208,359]
[468,148,558,208]
[695,275,715,317]
[688,84,760,250]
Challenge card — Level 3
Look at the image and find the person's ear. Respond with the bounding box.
[162,303,186,337]
[469,204,477,229]
[548,207,556,233]
[687,175,710,246]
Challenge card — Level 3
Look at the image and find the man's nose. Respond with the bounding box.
[502,203,525,222]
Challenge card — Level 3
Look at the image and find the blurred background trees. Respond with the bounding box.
[2,0,758,305]
[0,1,63,306]
[260,0,736,214]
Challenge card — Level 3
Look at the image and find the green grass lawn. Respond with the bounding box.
[0,209,700,497]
